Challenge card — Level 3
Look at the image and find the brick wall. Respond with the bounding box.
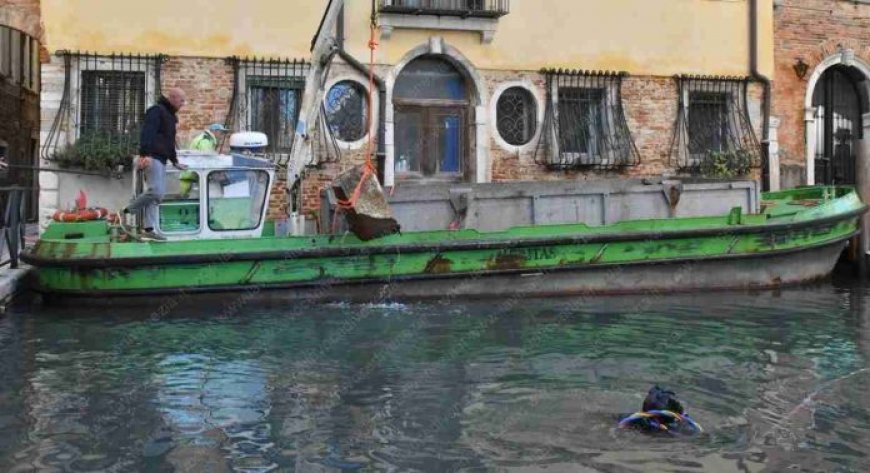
[160,57,234,147]
[773,0,870,186]
[485,70,764,184]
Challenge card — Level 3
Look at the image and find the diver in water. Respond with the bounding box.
[618,385,703,436]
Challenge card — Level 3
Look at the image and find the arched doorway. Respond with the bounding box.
[812,65,866,185]
[393,56,472,182]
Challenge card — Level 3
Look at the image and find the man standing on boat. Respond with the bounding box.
[123,87,189,241]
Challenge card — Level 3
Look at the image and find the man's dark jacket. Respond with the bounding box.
[139,96,178,165]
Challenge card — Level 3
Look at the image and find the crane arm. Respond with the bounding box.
[286,0,345,190]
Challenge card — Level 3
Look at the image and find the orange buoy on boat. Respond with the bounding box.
[52,207,109,222]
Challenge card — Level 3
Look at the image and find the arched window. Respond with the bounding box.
[496,87,537,146]
[812,66,865,185]
[395,57,467,101]
[394,57,470,179]
[325,80,369,142]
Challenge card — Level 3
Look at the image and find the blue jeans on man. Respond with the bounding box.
[126,158,166,231]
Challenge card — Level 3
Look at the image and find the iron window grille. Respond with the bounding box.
[670,75,762,176]
[80,70,146,138]
[379,0,509,18]
[226,57,339,166]
[42,51,165,163]
[496,87,537,146]
[535,69,640,171]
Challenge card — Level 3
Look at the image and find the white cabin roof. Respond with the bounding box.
[175,150,275,171]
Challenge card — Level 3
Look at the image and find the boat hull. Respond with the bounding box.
[29,237,852,303]
[22,186,866,301]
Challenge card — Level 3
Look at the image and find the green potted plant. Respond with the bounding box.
[699,148,752,179]
[48,131,138,174]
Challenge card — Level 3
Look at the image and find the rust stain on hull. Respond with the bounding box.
[486,254,527,271]
[61,243,76,260]
[424,255,453,274]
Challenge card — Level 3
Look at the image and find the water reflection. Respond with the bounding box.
[0,279,869,471]
[154,355,274,472]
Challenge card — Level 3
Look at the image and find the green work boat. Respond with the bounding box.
[21,153,867,300]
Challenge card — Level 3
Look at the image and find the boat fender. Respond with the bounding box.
[52,207,110,222]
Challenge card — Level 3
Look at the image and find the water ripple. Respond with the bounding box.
[1,279,870,471]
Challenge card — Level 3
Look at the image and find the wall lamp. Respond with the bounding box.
[794,58,809,80]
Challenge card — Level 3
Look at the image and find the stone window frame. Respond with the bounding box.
[384,37,489,187]
[489,79,543,153]
[323,76,377,149]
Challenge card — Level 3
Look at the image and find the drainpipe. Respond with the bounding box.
[749,0,772,192]
[337,4,388,184]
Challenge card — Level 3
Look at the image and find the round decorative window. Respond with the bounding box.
[325,80,369,142]
[496,87,537,146]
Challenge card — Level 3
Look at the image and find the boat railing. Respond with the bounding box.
[0,187,29,269]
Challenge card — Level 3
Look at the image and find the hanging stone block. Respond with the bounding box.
[331,165,400,241]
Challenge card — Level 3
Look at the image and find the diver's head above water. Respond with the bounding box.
[642,385,685,414]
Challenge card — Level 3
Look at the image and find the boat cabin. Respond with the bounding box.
[133,150,276,241]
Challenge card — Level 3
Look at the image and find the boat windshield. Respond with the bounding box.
[207,170,270,231]
[159,170,202,234]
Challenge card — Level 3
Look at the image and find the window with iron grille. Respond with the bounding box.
[325,80,369,142]
[670,76,762,176]
[687,92,729,156]
[80,71,147,138]
[227,57,310,157]
[535,69,639,170]
[248,76,302,152]
[558,87,604,156]
[496,86,536,146]
[42,52,165,165]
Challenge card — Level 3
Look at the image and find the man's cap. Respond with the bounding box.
[208,123,229,132]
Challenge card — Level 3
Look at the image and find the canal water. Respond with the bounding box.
[1,274,870,472]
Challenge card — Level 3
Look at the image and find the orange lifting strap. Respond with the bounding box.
[336,3,380,211]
